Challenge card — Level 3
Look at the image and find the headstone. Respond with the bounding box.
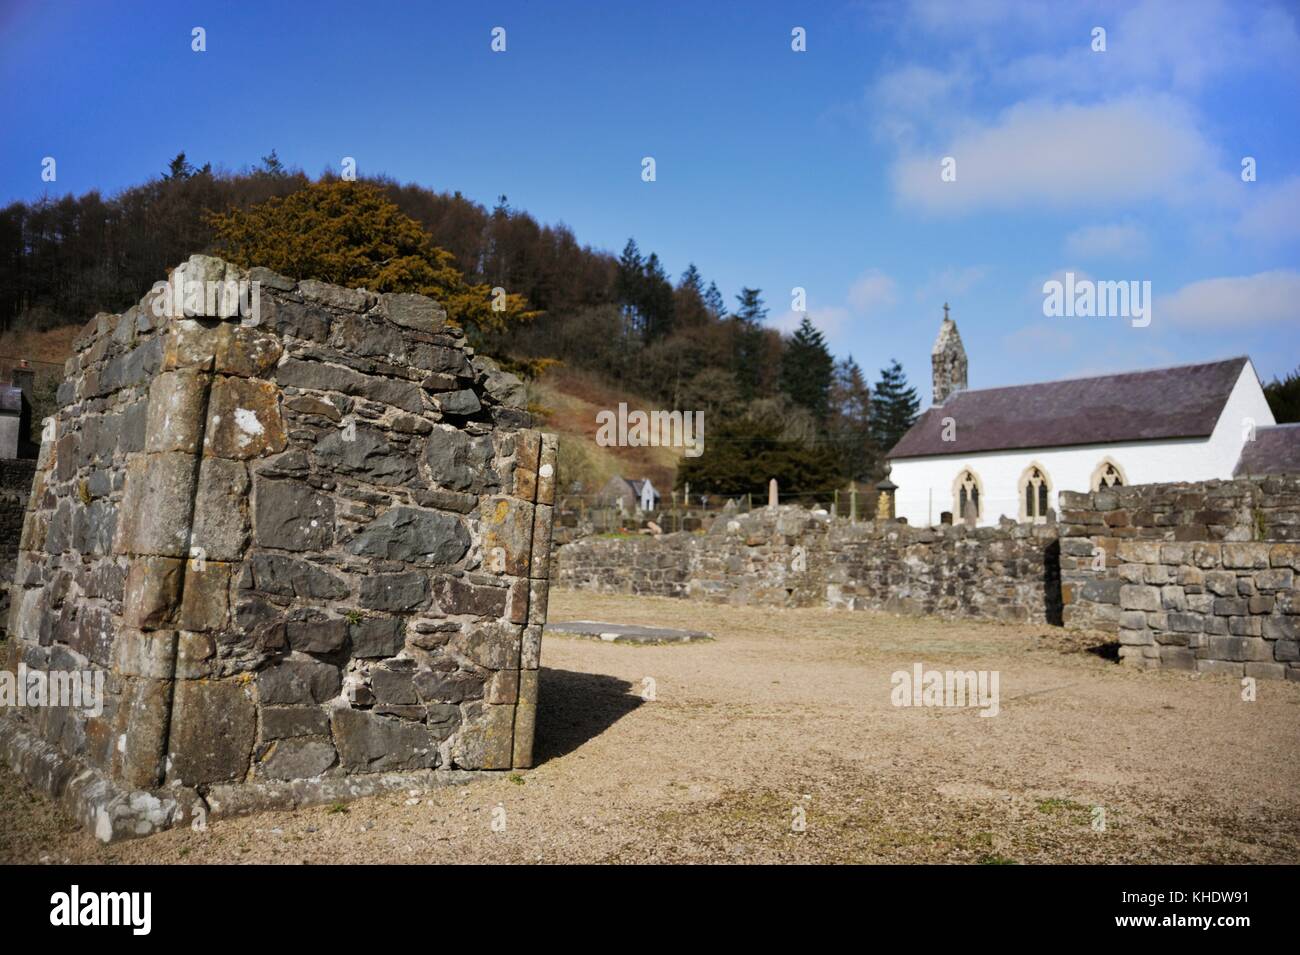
[768,478,778,509]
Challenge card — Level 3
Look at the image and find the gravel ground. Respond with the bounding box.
[3,590,1298,864]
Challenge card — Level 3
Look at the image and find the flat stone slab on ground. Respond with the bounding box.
[544,620,713,644]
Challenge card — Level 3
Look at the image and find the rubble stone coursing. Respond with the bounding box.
[0,459,37,638]
[0,256,555,840]
[555,505,1062,623]
[1059,476,1300,679]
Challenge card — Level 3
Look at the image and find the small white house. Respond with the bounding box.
[632,478,660,513]
[886,311,1279,527]
[598,475,661,514]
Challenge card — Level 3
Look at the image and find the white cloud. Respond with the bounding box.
[1234,176,1300,243]
[892,95,1234,214]
[871,1,1298,221]
[1001,322,1076,357]
[1109,0,1300,92]
[1157,270,1300,328]
[769,270,899,347]
[870,63,974,144]
[873,64,968,114]
[901,0,1058,34]
[897,0,1300,95]
[1028,268,1096,307]
[847,269,900,312]
[1064,222,1149,259]
[769,305,850,337]
[914,265,988,304]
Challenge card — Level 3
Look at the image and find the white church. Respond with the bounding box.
[886,308,1291,527]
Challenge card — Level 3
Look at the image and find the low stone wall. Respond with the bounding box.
[559,476,1300,679]
[1060,476,1300,679]
[554,506,1062,624]
[1110,541,1298,679]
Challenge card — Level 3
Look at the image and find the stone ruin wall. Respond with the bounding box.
[1059,476,1300,680]
[555,505,1062,624]
[0,255,556,840]
[0,459,38,637]
[558,477,1300,680]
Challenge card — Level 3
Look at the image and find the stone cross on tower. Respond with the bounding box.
[931,304,968,406]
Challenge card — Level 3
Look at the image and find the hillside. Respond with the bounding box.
[528,367,685,498]
[0,325,78,427]
[0,324,78,368]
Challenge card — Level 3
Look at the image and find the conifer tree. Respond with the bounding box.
[640,252,675,341]
[703,281,726,319]
[675,264,709,327]
[1264,365,1300,423]
[731,288,769,401]
[829,355,876,480]
[779,316,834,422]
[870,359,920,453]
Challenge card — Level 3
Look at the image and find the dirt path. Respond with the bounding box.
[4,591,1298,864]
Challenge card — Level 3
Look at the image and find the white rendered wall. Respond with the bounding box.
[889,362,1275,527]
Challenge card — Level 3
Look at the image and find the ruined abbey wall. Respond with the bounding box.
[1059,476,1300,680]
[558,477,1300,681]
[0,256,554,840]
[556,505,1061,623]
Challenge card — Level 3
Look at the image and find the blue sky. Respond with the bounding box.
[2,0,1297,406]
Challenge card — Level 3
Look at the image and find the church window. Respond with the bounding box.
[953,469,982,521]
[1019,464,1052,522]
[1091,458,1127,491]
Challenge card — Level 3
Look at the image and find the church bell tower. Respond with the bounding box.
[931,303,967,406]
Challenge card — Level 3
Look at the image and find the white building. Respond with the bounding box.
[886,310,1281,527]
[598,475,661,514]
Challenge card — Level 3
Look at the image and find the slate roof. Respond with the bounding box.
[628,478,659,499]
[887,357,1250,459]
[1235,424,1300,476]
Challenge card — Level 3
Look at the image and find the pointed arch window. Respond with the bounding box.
[1091,458,1127,491]
[953,469,982,521]
[1019,464,1052,523]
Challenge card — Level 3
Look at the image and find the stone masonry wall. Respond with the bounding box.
[1060,476,1300,679]
[0,459,38,638]
[0,255,556,840]
[555,505,1061,624]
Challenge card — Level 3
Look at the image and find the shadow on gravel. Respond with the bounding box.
[1086,641,1122,662]
[534,668,643,765]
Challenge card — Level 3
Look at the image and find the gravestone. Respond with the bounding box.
[0,255,555,840]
